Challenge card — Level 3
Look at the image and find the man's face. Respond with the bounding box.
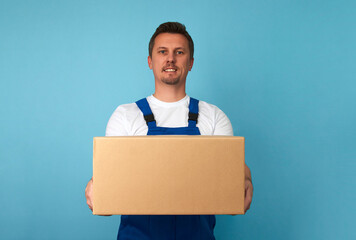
[148,33,194,86]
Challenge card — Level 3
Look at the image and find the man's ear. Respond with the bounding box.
[148,56,153,69]
[189,57,194,71]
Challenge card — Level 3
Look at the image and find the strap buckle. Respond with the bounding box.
[188,112,198,123]
[144,114,155,123]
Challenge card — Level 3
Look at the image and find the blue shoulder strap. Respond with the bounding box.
[188,97,199,127]
[136,98,157,128]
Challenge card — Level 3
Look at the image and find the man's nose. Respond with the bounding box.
[166,52,176,63]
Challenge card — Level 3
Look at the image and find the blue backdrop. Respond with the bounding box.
[1,0,355,239]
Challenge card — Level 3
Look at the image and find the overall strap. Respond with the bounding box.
[188,97,199,128]
[135,98,157,128]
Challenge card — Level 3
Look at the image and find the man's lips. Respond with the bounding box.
[163,67,177,72]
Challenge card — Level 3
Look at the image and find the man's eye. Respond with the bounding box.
[177,51,183,54]
[159,50,166,54]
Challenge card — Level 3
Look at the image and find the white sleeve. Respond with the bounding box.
[105,106,130,136]
[213,108,234,136]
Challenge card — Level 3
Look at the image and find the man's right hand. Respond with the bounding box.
[85,177,93,211]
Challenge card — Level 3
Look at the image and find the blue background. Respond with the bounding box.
[1,0,355,239]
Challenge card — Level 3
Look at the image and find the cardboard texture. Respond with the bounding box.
[93,135,245,215]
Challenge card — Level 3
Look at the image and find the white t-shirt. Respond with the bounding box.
[105,95,233,136]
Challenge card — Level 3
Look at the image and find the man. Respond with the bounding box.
[85,22,253,240]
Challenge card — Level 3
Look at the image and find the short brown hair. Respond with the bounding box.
[149,22,194,59]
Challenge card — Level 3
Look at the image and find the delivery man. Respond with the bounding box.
[85,22,253,240]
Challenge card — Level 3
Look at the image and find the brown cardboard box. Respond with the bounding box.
[93,135,245,215]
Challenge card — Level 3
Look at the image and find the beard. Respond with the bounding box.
[161,76,180,85]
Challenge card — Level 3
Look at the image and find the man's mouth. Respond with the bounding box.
[163,68,177,72]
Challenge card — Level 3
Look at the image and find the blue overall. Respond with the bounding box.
[117,97,216,240]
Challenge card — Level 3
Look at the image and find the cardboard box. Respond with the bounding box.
[93,135,245,215]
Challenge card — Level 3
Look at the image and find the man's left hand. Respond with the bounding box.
[244,177,253,212]
[244,164,253,213]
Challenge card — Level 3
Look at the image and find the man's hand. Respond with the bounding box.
[85,177,93,211]
[244,164,253,213]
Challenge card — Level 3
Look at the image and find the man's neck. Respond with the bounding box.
[153,84,186,102]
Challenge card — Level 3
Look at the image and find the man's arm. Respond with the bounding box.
[85,105,130,213]
[211,104,254,213]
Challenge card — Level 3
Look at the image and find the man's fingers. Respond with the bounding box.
[85,178,93,212]
[244,180,253,212]
[244,193,251,212]
[87,200,93,211]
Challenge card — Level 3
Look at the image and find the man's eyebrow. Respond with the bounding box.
[156,46,186,50]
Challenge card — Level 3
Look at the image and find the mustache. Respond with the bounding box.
[162,64,178,70]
